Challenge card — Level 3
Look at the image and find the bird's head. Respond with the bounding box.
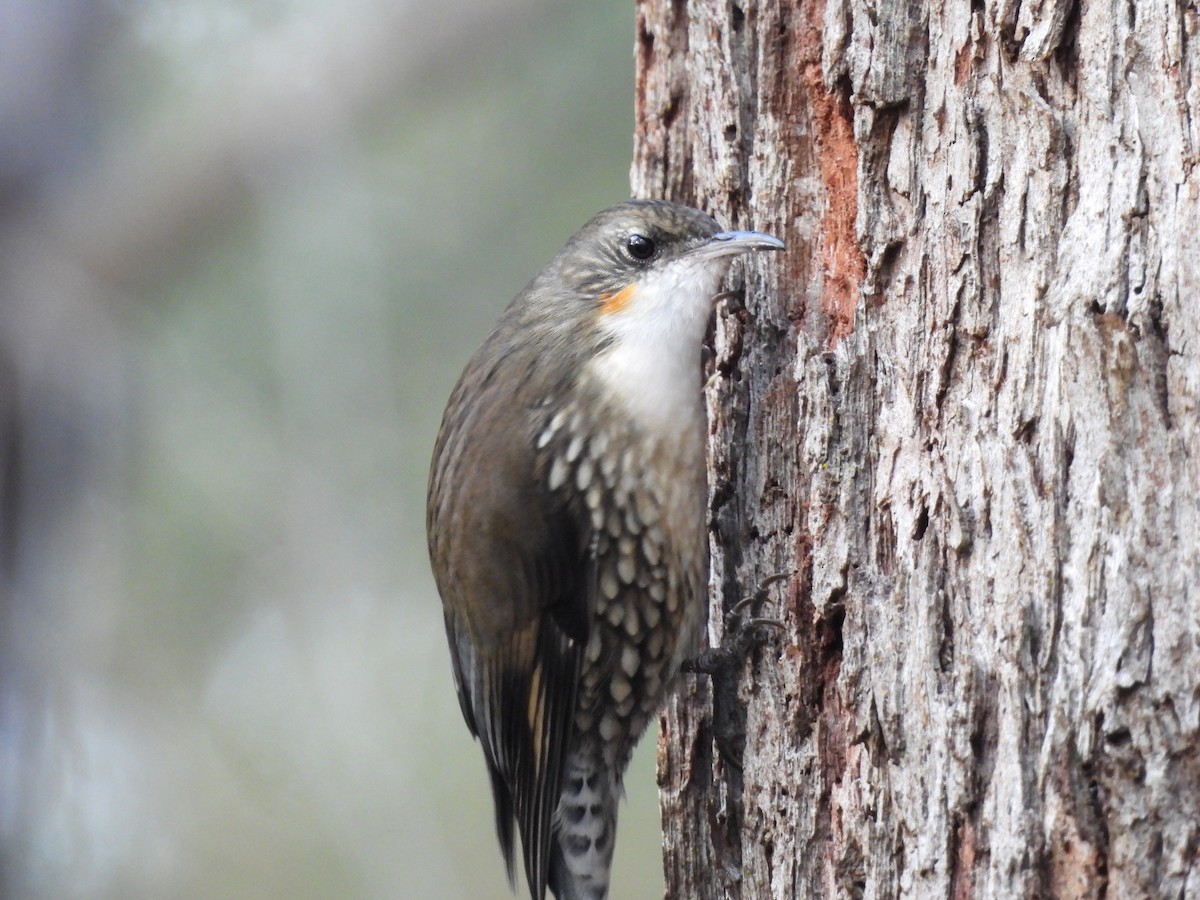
[518,199,784,359]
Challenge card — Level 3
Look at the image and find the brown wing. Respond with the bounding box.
[427,340,588,900]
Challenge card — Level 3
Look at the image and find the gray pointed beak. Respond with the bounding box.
[689,228,786,261]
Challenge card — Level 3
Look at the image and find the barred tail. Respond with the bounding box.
[548,753,618,900]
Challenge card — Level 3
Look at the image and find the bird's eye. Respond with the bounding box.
[625,233,656,261]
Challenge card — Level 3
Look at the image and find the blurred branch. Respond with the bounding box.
[44,0,539,290]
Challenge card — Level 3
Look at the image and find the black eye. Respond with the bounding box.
[625,233,656,260]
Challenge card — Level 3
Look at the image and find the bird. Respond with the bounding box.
[426,199,784,900]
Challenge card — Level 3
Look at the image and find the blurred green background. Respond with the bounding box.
[0,1,664,897]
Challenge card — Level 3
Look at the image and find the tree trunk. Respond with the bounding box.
[633,0,1200,897]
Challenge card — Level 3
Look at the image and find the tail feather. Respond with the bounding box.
[548,754,617,900]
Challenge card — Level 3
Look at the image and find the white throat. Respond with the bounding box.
[586,258,727,437]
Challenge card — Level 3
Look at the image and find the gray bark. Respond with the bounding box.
[633,0,1200,897]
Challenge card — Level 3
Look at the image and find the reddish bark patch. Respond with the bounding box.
[794,0,865,346]
[955,43,973,85]
[950,818,977,900]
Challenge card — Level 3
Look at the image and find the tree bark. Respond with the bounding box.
[633,1,1200,897]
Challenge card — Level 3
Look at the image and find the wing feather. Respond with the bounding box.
[430,340,590,900]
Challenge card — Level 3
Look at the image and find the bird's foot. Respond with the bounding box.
[681,572,789,678]
[682,572,791,771]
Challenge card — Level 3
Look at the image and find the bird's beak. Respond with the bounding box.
[687,228,786,261]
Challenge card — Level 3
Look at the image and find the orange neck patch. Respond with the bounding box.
[598,283,636,315]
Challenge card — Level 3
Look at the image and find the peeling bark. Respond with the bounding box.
[633,0,1200,897]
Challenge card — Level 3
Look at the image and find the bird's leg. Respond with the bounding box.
[681,572,790,770]
[710,288,745,309]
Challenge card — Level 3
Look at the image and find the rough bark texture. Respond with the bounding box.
[632,1,1200,897]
